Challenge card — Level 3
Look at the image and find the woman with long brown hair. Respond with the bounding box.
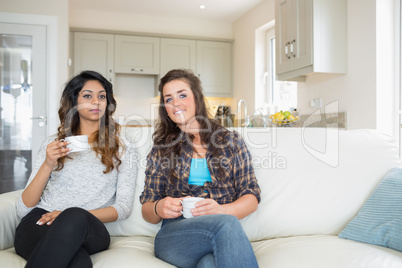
[140,69,261,267]
[14,70,136,268]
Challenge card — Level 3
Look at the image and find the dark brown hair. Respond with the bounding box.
[56,70,122,173]
[154,69,227,183]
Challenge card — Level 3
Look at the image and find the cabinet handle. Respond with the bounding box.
[291,40,296,57]
[285,42,291,59]
[131,68,144,72]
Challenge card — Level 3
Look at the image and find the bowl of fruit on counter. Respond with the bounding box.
[269,110,300,127]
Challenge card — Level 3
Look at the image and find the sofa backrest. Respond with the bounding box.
[105,127,401,242]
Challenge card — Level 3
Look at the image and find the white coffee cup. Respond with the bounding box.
[180,197,205,218]
[61,135,90,152]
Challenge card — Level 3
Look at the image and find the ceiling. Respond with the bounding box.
[69,0,263,22]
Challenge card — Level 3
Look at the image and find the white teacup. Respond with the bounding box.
[180,197,205,218]
[61,135,90,152]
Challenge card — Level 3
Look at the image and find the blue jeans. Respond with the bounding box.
[154,214,258,268]
[14,207,110,268]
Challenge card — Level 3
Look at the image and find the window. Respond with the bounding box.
[399,0,402,156]
[265,28,297,113]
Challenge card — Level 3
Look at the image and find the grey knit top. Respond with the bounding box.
[16,135,137,221]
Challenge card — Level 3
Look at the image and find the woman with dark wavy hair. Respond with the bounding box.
[140,69,261,267]
[14,70,137,268]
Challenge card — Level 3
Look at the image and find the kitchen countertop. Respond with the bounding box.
[121,112,347,129]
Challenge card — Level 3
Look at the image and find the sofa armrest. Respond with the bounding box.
[0,190,22,250]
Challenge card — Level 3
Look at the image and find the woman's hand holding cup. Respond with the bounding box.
[156,197,185,219]
[60,135,90,153]
[181,197,206,218]
[190,198,224,217]
[44,140,71,168]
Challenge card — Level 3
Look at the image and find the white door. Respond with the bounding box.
[0,23,47,193]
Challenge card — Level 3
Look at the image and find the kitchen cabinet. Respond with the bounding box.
[160,38,196,77]
[160,39,232,97]
[275,0,347,81]
[196,41,232,97]
[72,31,232,97]
[114,35,160,75]
[73,32,114,82]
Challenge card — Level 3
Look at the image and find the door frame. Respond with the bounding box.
[0,12,58,164]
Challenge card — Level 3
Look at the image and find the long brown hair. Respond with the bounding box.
[154,69,228,183]
[56,70,122,173]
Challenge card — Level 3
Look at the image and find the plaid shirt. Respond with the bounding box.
[140,130,261,205]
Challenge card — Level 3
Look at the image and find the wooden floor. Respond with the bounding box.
[0,154,30,194]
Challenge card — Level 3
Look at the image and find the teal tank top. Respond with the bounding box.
[188,158,212,186]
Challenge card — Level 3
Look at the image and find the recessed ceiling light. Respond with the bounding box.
[200,4,206,9]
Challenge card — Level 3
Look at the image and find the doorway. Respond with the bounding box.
[0,23,47,193]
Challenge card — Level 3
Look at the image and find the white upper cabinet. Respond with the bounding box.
[160,38,196,77]
[73,32,232,97]
[73,32,114,82]
[196,41,232,97]
[275,0,347,81]
[160,38,232,97]
[114,35,160,75]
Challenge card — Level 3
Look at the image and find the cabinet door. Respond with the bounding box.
[115,35,160,74]
[73,32,114,82]
[291,0,313,70]
[160,38,196,77]
[275,0,293,74]
[196,41,232,97]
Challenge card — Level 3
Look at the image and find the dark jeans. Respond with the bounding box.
[14,207,110,268]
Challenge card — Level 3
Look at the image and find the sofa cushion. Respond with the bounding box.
[91,236,174,268]
[0,190,21,250]
[105,127,401,242]
[0,249,26,267]
[338,167,402,251]
[253,235,402,268]
[105,127,161,237]
[238,128,401,241]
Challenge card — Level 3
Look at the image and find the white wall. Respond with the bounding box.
[376,0,399,138]
[69,9,233,40]
[232,0,275,118]
[298,0,397,134]
[233,0,399,135]
[113,74,159,124]
[297,0,378,130]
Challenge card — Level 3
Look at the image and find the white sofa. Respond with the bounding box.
[1,127,402,267]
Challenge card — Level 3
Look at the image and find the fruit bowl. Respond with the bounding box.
[269,110,300,127]
[271,116,300,127]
